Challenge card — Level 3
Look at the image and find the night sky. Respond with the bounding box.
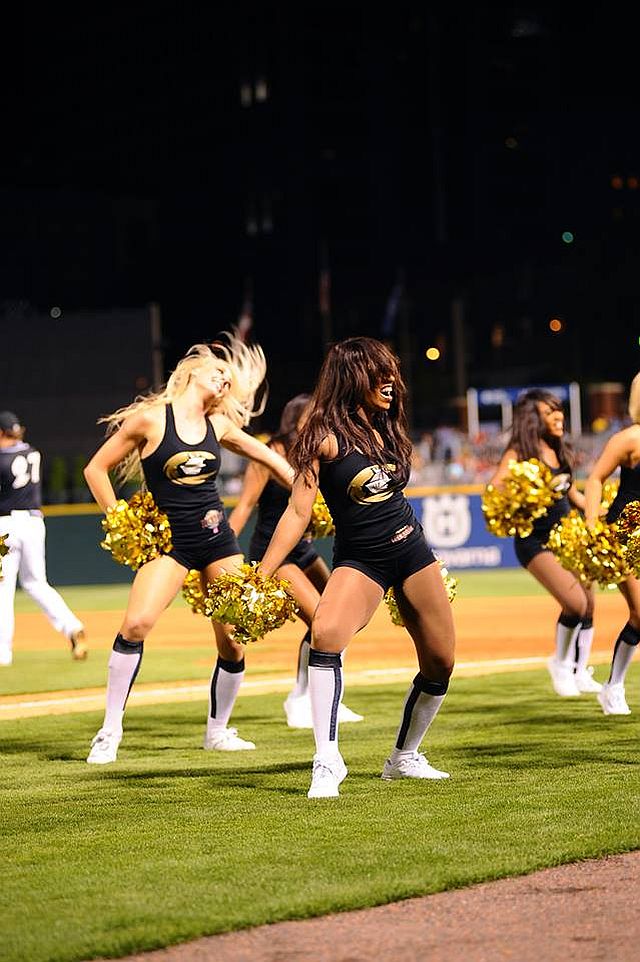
[4,5,640,426]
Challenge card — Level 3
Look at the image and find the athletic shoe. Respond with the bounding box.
[547,657,580,697]
[307,754,348,798]
[87,729,121,764]
[337,702,364,723]
[381,751,450,781]
[574,666,602,693]
[203,726,256,751]
[283,692,313,729]
[69,628,88,661]
[284,694,365,728]
[0,649,12,666]
[597,682,631,715]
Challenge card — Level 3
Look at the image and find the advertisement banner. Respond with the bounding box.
[408,493,518,569]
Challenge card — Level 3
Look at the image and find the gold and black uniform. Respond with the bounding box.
[318,444,435,591]
[141,404,240,570]
[514,462,571,568]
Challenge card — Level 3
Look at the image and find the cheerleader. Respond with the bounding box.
[585,372,640,714]
[258,337,454,798]
[490,389,598,697]
[83,335,293,764]
[228,393,363,728]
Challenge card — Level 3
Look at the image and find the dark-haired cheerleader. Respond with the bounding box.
[585,372,640,715]
[490,389,598,698]
[228,393,363,728]
[259,337,454,799]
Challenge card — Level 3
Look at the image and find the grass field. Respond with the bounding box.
[2,573,639,962]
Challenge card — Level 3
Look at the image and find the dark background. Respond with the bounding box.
[3,4,639,434]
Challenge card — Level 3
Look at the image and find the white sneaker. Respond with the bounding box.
[337,702,364,723]
[0,650,12,666]
[307,754,348,798]
[87,729,122,764]
[284,692,313,729]
[203,726,256,751]
[574,666,602,693]
[381,751,450,781]
[598,682,631,715]
[547,657,581,697]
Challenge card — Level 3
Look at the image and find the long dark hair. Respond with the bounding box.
[507,389,574,467]
[270,394,311,454]
[290,337,413,483]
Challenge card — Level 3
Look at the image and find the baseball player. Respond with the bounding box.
[0,410,87,665]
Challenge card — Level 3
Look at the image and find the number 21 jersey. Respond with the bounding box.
[0,442,42,512]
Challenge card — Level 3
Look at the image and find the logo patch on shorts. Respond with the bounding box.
[163,451,217,485]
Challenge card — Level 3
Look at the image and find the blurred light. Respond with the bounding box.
[549,318,563,333]
[505,136,518,150]
[240,83,252,108]
[491,324,504,348]
[255,77,268,102]
[592,417,609,434]
[50,306,62,319]
[628,176,639,190]
[561,231,574,244]
[611,175,624,190]
[425,347,440,361]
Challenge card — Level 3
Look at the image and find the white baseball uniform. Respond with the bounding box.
[0,441,82,664]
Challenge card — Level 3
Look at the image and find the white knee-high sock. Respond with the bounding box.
[574,618,594,673]
[555,613,581,665]
[390,673,448,760]
[609,623,640,685]
[103,634,144,734]
[207,656,245,730]
[308,650,343,758]
[290,629,311,698]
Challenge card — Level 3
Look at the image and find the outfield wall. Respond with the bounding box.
[39,486,517,586]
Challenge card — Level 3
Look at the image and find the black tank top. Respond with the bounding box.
[607,464,640,523]
[254,477,289,541]
[318,446,417,556]
[518,462,571,542]
[141,405,224,520]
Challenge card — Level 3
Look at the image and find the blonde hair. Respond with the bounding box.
[629,372,640,424]
[101,332,267,482]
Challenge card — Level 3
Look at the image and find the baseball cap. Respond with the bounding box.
[0,411,23,433]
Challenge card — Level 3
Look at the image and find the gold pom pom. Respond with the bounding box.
[482,458,563,538]
[100,491,173,571]
[182,569,207,616]
[385,559,457,626]
[0,531,9,580]
[614,500,640,573]
[304,492,335,539]
[600,480,619,515]
[546,510,631,588]
[204,562,299,644]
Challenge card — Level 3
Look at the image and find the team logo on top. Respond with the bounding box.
[163,451,217,485]
[347,464,397,504]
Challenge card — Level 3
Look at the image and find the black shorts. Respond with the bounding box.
[249,533,319,571]
[333,531,436,592]
[514,533,549,568]
[166,517,241,571]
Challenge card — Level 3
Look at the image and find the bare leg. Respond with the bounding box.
[526,551,589,697]
[382,562,454,780]
[87,555,187,764]
[202,554,256,749]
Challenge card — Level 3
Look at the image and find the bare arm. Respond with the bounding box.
[568,483,585,512]
[83,412,151,512]
[258,467,319,578]
[213,416,294,489]
[227,460,270,536]
[584,430,635,526]
[488,448,518,487]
